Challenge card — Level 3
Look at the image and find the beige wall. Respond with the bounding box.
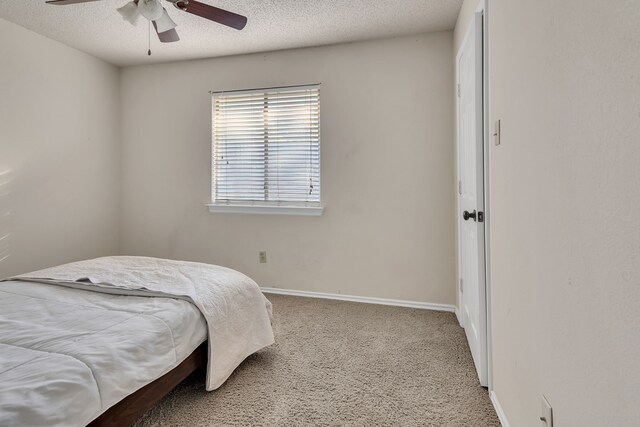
[0,18,121,278]
[120,33,456,304]
[488,1,640,426]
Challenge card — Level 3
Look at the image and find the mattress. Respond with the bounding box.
[0,280,208,427]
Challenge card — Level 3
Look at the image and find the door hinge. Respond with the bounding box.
[459,278,464,293]
[457,84,461,98]
[458,180,462,195]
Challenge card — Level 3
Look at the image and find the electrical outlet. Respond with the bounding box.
[540,395,553,426]
[259,251,267,264]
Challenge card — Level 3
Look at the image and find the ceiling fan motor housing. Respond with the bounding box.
[165,0,188,10]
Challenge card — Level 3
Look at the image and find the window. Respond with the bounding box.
[208,84,322,215]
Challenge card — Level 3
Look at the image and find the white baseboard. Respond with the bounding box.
[490,390,511,427]
[454,307,463,327]
[260,287,456,313]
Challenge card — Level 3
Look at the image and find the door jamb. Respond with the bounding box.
[480,0,494,393]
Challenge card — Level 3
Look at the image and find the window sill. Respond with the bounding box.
[206,204,324,216]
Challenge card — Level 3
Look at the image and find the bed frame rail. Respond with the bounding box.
[88,341,208,427]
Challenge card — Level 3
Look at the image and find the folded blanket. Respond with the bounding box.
[5,256,275,390]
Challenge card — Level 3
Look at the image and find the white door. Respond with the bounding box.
[457,12,488,387]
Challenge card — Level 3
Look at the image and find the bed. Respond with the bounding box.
[0,256,274,427]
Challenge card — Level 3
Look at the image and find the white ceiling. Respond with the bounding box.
[0,0,462,67]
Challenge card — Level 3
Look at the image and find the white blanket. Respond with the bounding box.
[7,256,275,391]
[1,279,207,426]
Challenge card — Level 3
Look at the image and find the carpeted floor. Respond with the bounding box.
[135,295,500,426]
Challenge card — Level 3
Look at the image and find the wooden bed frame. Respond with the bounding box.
[88,341,208,427]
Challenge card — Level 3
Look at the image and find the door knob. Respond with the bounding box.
[463,210,477,221]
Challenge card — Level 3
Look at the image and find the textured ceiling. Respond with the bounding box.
[0,0,462,66]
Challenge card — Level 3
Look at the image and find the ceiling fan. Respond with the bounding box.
[45,0,247,45]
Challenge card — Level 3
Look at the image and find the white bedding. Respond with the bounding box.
[0,280,207,426]
[0,256,274,427]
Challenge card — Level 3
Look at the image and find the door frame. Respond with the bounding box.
[455,0,492,390]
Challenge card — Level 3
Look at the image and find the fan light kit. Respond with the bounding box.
[46,0,247,56]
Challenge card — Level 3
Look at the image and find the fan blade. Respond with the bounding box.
[155,8,177,33]
[175,1,247,30]
[46,0,101,4]
[153,22,180,43]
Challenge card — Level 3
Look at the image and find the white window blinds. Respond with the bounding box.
[212,85,320,207]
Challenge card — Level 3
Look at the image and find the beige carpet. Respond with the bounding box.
[135,295,500,426]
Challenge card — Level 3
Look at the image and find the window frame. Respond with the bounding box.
[207,84,323,216]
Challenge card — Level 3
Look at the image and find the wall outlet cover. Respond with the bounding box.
[259,251,267,263]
